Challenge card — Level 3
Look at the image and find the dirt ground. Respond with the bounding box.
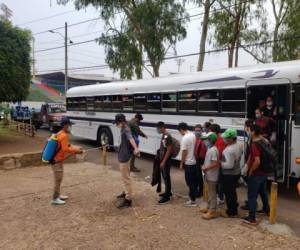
[0,163,299,250]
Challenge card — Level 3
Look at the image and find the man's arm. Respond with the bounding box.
[203,160,219,171]
[221,150,235,169]
[248,157,260,176]
[129,138,139,155]
[160,145,172,168]
[180,150,188,169]
[61,135,80,154]
[136,124,147,138]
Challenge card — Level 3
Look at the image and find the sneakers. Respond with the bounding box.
[185,200,197,207]
[117,192,126,199]
[59,195,68,200]
[257,209,270,216]
[130,166,141,173]
[200,208,208,213]
[158,196,170,204]
[242,216,258,225]
[51,198,66,205]
[117,198,132,209]
[220,210,239,218]
[202,211,219,220]
[217,198,225,205]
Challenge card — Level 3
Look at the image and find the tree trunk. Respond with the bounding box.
[272,24,280,62]
[197,0,211,71]
[234,40,239,67]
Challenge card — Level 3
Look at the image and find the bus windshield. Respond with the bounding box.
[49,105,66,113]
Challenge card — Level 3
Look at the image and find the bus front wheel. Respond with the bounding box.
[98,127,113,150]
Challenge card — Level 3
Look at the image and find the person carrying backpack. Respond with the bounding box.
[243,124,270,225]
[51,117,82,205]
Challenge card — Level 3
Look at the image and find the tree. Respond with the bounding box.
[0,20,31,102]
[192,0,216,71]
[58,0,188,79]
[210,0,265,67]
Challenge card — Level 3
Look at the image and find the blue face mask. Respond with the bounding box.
[205,140,212,149]
[194,131,202,138]
[223,138,229,145]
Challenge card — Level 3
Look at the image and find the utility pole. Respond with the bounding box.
[64,22,68,96]
[32,37,35,80]
[175,58,185,73]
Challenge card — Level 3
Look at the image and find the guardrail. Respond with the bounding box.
[3,119,35,137]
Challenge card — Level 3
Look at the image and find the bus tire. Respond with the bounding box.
[97,127,113,150]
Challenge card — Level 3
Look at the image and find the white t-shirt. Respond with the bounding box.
[204,146,219,182]
[181,131,196,165]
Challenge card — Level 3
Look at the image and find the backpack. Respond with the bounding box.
[254,140,277,174]
[194,137,207,161]
[171,137,181,158]
[42,134,59,164]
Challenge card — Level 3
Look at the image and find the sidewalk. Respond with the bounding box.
[0,162,299,249]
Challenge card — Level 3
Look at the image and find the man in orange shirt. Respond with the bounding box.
[51,117,82,205]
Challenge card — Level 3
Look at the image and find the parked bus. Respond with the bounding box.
[66,60,300,185]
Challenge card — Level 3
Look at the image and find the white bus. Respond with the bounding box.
[67,60,300,184]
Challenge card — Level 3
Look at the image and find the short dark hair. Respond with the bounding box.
[194,124,202,130]
[157,121,165,128]
[177,122,188,131]
[245,119,254,128]
[250,124,261,136]
[210,123,221,133]
[204,122,211,129]
[135,113,143,121]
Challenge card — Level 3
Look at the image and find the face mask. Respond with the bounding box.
[223,138,229,145]
[157,128,161,134]
[66,126,72,133]
[205,140,212,149]
[194,131,202,138]
[255,114,261,119]
[266,101,273,108]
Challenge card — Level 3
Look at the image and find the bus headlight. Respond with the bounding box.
[296,157,300,164]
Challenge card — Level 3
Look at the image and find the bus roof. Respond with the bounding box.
[67,60,300,97]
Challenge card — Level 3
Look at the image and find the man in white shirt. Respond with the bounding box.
[178,122,197,207]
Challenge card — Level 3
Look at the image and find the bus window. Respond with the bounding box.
[103,96,112,110]
[66,98,75,111]
[134,94,147,111]
[123,95,133,111]
[147,93,161,111]
[95,96,103,111]
[86,97,95,111]
[79,98,87,111]
[222,89,245,113]
[162,93,176,112]
[295,86,300,125]
[178,91,197,112]
[112,96,123,110]
[198,90,219,112]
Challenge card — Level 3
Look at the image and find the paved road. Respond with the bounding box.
[38,129,300,236]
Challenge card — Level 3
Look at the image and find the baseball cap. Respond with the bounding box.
[61,116,74,126]
[201,132,218,142]
[135,113,143,121]
[222,128,238,139]
[114,113,126,124]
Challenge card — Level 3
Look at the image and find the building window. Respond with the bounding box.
[222,89,246,113]
[123,95,133,111]
[86,97,95,111]
[178,91,197,112]
[147,93,161,111]
[112,95,123,110]
[134,94,147,110]
[102,96,112,110]
[198,90,219,112]
[162,93,176,112]
[95,96,103,111]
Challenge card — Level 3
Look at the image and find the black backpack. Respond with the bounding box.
[254,140,277,174]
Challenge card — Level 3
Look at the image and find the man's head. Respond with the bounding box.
[157,121,166,134]
[202,132,218,147]
[210,123,221,134]
[222,128,238,145]
[250,124,261,138]
[61,117,73,133]
[255,108,263,119]
[266,96,274,108]
[115,113,126,128]
[203,122,211,132]
[135,113,143,122]
[194,124,202,138]
[177,122,189,136]
[245,119,254,134]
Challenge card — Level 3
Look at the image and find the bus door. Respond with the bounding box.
[246,79,292,183]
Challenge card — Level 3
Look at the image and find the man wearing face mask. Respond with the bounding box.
[51,117,83,205]
[262,96,277,119]
[219,128,242,218]
[115,114,140,209]
[255,108,276,142]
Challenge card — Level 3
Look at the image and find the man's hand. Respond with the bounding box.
[144,135,148,139]
[180,162,184,170]
[134,148,140,156]
[160,161,165,169]
[202,166,208,172]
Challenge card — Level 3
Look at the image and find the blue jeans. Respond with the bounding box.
[248,175,270,220]
[184,164,198,202]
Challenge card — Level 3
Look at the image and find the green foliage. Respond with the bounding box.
[0,20,31,102]
[58,0,188,78]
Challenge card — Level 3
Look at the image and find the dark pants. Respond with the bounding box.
[196,159,204,197]
[217,177,225,201]
[248,175,270,220]
[222,175,240,216]
[130,154,136,170]
[161,157,172,198]
[184,164,198,202]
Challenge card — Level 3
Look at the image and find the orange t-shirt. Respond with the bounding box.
[54,130,79,162]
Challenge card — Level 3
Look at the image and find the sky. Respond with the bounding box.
[2,0,275,79]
